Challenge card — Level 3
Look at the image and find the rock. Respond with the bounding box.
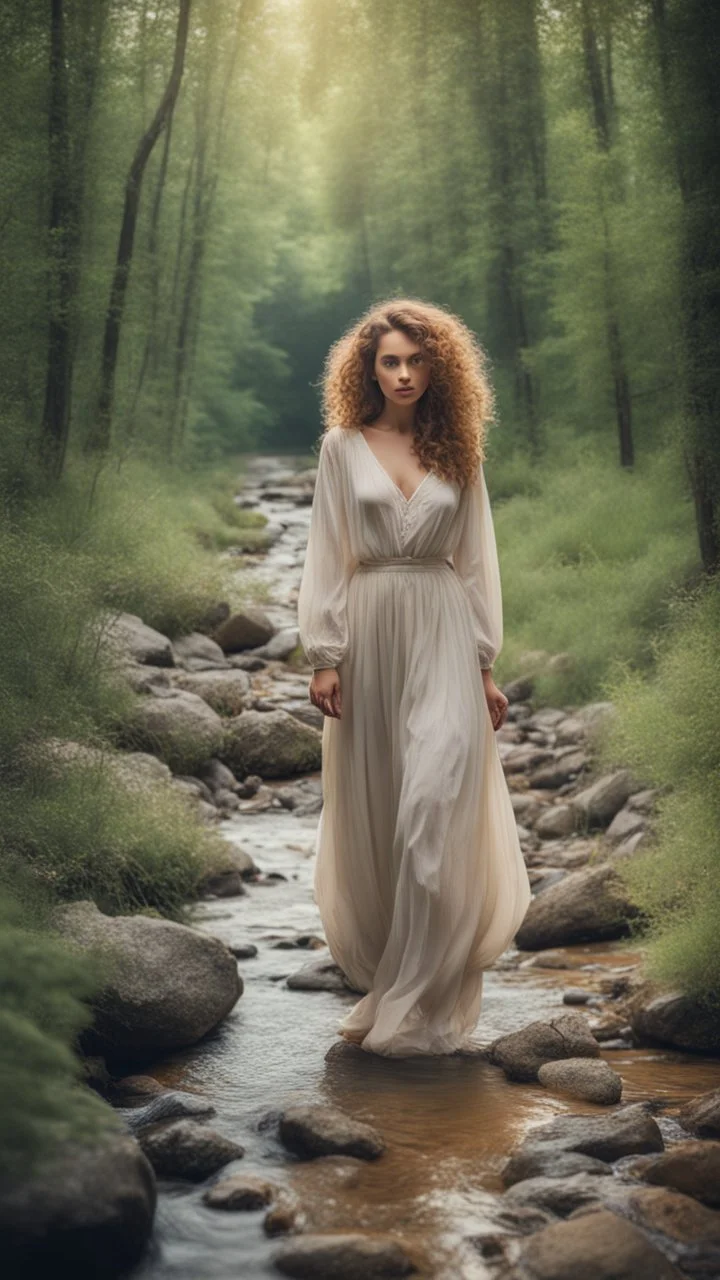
[287,956,354,992]
[514,1207,681,1279]
[198,758,239,793]
[555,716,588,746]
[229,942,259,959]
[199,866,247,898]
[534,804,578,840]
[631,1140,720,1207]
[678,1087,720,1139]
[272,1232,417,1278]
[264,1192,306,1236]
[504,676,535,703]
[503,744,555,775]
[54,901,241,1060]
[570,769,634,830]
[213,607,275,653]
[502,1151,612,1189]
[562,989,590,1005]
[103,612,175,667]
[171,632,230,671]
[0,1130,155,1275]
[605,805,646,845]
[278,1104,385,1161]
[488,1013,600,1082]
[628,989,720,1053]
[575,701,617,737]
[125,689,225,768]
[175,668,252,716]
[601,1185,720,1265]
[537,1059,623,1105]
[262,627,301,660]
[121,1090,216,1132]
[203,1173,280,1210]
[221,709,322,778]
[38,740,174,792]
[138,1120,244,1181]
[503,1105,663,1177]
[121,663,174,693]
[504,1171,607,1217]
[528,751,589,790]
[515,864,638,950]
[114,1074,166,1099]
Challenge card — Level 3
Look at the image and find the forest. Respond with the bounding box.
[0,0,718,1220]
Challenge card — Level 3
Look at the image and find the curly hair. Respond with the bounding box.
[320,296,496,486]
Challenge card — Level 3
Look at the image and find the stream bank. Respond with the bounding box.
[6,449,720,1279]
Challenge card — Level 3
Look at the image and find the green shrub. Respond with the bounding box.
[596,580,720,998]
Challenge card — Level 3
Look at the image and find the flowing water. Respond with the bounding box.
[132,453,720,1280]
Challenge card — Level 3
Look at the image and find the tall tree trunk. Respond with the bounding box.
[86,0,191,454]
[581,0,633,467]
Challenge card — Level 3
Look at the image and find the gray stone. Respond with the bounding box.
[628,989,720,1053]
[515,864,638,950]
[103,611,175,667]
[630,1140,720,1207]
[278,1104,385,1160]
[528,751,589,790]
[221,708,322,778]
[54,901,241,1060]
[514,1207,681,1279]
[138,1120,244,1181]
[502,1150,612,1189]
[171,632,229,671]
[203,1173,280,1210]
[272,1232,417,1278]
[505,1105,663,1173]
[537,1058,623,1105]
[570,769,634,829]
[605,805,647,845]
[0,1130,155,1275]
[125,689,225,767]
[488,1013,600,1082]
[175,668,252,716]
[678,1087,720,1139]
[287,956,355,992]
[534,804,578,840]
[213,607,275,653]
[504,1171,607,1218]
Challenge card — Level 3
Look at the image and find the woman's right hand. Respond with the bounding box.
[310,667,342,719]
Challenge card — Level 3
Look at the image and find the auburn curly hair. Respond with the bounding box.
[320,297,496,486]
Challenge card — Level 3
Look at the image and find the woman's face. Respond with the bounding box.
[373,329,431,407]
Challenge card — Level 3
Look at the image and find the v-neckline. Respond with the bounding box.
[357,429,433,505]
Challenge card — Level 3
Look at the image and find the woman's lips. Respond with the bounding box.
[396,387,415,395]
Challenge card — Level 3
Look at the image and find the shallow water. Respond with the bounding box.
[131,455,720,1279]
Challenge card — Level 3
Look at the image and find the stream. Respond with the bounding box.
[132,452,720,1280]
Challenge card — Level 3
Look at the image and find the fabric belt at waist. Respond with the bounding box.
[354,555,454,573]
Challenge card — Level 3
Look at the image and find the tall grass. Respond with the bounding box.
[490,437,698,703]
[596,580,720,999]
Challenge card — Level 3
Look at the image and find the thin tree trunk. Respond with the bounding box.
[40,0,72,479]
[86,0,191,454]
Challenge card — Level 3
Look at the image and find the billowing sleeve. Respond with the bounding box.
[297,428,354,671]
[452,464,503,670]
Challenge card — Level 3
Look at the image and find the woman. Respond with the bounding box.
[297,298,531,1058]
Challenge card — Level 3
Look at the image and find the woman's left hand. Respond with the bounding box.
[482,669,508,731]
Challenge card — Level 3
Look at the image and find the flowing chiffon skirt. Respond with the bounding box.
[313,556,531,1057]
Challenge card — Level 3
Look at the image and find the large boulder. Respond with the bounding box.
[569,769,634,830]
[513,1207,681,1279]
[488,1013,600,1083]
[103,612,175,667]
[272,1232,417,1278]
[628,989,720,1054]
[174,669,252,716]
[502,1104,663,1185]
[212,607,275,653]
[678,1087,720,1139]
[54,901,241,1061]
[0,1130,155,1276]
[515,863,638,950]
[171,632,230,671]
[631,1140,720,1208]
[124,689,225,769]
[221,709,322,778]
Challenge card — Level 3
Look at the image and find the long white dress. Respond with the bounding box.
[296,425,531,1057]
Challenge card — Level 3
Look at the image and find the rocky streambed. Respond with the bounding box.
[6,451,720,1280]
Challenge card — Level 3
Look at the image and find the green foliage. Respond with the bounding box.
[597,581,720,997]
[489,439,697,702]
[0,880,114,1189]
